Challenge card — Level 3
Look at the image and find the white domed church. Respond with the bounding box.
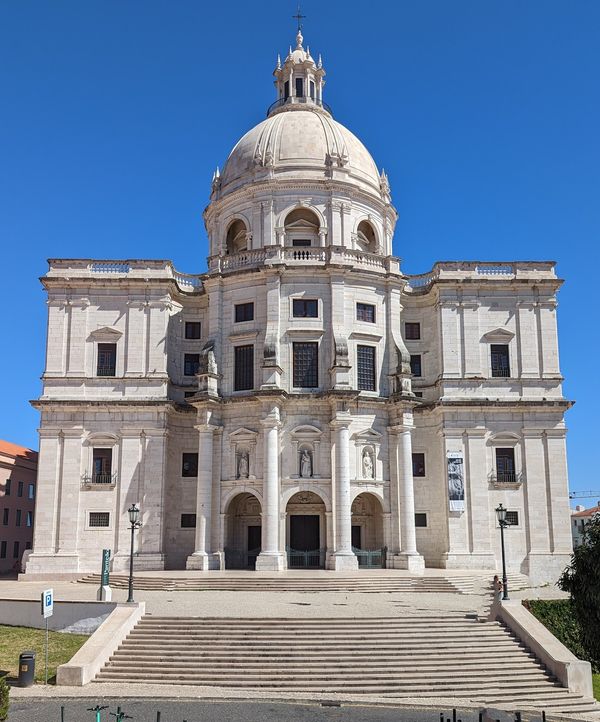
[26,29,573,583]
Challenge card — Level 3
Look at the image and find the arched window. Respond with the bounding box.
[284,208,320,247]
[225,219,248,255]
[356,220,377,252]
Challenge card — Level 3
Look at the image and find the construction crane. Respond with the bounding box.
[569,490,600,500]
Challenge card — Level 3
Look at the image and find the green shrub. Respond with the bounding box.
[524,599,589,663]
[0,675,9,721]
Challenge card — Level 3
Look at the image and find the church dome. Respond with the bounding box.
[220,109,382,197]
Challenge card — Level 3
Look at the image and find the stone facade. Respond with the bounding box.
[26,30,573,584]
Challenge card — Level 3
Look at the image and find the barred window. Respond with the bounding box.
[505,511,519,526]
[292,299,318,318]
[89,512,110,528]
[491,344,510,377]
[405,322,421,340]
[412,452,426,477]
[415,513,428,528]
[495,448,516,483]
[357,345,376,391]
[185,321,201,339]
[410,354,422,377]
[234,345,254,391]
[184,353,200,376]
[97,343,116,377]
[181,453,199,477]
[293,342,319,388]
[181,513,197,528]
[235,302,254,322]
[356,303,375,323]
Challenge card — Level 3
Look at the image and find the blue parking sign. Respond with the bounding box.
[41,588,53,618]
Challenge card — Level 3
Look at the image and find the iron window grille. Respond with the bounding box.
[357,345,376,391]
[356,303,376,323]
[235,302,254,322]
[405,322,421,340]
[292,299,318,317]
[234,345,254,391]
[505,511,519,526]
[293,342,319,388]
[410,354,422,377]
[97,343,117,377]
[491,344,510,377]
[184,321,201,339]
[495,447,516,482]
[88,512,110,528]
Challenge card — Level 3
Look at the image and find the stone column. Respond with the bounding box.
[330,412,358,570]
[256,407,286,570]
[187,424,220,570]
[391,424,424,572]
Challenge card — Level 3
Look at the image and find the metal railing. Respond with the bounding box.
[81,472,117,487]
[488,470,524,485]
[286,547,326,569]
[267,95,332,116]
[96,366,116,377]
[353,546,387,569]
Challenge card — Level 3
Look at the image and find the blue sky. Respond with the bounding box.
[1,1,599,502]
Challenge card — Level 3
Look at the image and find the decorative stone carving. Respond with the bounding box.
[237,451,249,479]
[362,449,374,479]
[300,449,312,478]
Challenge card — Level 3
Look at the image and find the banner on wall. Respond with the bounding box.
[447,451,465,512]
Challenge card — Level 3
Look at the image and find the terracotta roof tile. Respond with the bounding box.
[0,439,38,461]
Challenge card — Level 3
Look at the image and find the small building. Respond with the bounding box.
[0,440,37,573]
[571,503,600,548]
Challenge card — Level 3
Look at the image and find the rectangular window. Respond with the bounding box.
[495,447,516,483]
[181,513,197,528]
[234,345,254,391]
[292,239,311,247]
[295,77,304,97]
[405,322,421,340]
[357,345,376,391]
[17,481,23,498]
[0,541,6,559]
[491,344,510,377]
[184,391,195,399]
[292,299,318,317]
[88,512,109,528]
[412,453,426,477]
[26,511,33,527]
[505,511,519,526]
[185,321,201,339]
[415,513,428,528]
[16,510,21,527]
[28,483,35,500]
[410,354,422,377]
[184,353,200,376]
[356,303,376,323]
[4,479,10,496]
[92,448,112,484]
[97,343,117,377]
[13,541,19,559]
[284,80,289,99]
[181,453,199,478]
[25,541,31,550]
[293,342,319,388]
[310,80,315,99]
[2,509,8,526]
[414,391,423,398]
[235,302,254,322]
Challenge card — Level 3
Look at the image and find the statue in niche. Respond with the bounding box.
[300,449,312,478]
[362,449,374,479]
[237,451,249,479]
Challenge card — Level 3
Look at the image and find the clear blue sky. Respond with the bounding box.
[1,1,599,501]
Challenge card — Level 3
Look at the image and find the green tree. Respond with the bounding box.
[0,675,9,721]
[559,514,600,671]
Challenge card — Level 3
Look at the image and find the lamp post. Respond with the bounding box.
[495,503,510,600]
[126,503,141,604]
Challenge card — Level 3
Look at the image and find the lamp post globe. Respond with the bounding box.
[495,503,510,601]
[126,504,141,604]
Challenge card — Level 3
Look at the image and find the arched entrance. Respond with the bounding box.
[286,491,327,568]
[351,492,385,568]
[224,492,262,569]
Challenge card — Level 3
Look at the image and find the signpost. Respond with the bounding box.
[97,548,112,601]
[40,588,53,684]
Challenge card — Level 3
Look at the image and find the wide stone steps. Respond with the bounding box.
[95,615,600,716]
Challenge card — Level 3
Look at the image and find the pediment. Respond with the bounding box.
[229,427,258,441]
[291,424,322,438]
[285,219,318,230]
[482,328,515,342]
[88,326,123,342]
[352,428,383,441]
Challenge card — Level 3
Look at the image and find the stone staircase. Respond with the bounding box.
[95,615,600,716]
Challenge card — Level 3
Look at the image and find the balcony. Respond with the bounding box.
[96,366,116,377]
[488,470,524,488]
[81,472,117,489]
[267,95,332,117]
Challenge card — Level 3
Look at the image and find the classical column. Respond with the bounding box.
[186,424,220,570]
[330,412,358,570]
[256,407,286,570]
[392,424,424,573]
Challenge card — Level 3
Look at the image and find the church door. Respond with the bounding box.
[247,525,261,570]
[351,525,362,550]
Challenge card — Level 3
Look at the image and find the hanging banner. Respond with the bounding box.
[447,451,465,512]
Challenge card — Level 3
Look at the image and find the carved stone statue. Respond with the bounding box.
[237,451,249,479]
[362,449,374,479]
[300,449,312,478]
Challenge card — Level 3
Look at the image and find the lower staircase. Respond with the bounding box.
[95,615,599,717]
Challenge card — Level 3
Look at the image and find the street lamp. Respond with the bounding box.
[495,503,510,600]
[126,503,141,604]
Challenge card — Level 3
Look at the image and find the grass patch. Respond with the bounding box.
[0,625,88,684]
[594,674,600,701]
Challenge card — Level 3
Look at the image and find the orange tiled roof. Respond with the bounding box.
[572,505,600,518]
[0,439,38,461]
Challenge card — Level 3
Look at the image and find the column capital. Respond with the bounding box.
[194,423,219,434]
[330,412,352,430]
[388,424,412,434]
